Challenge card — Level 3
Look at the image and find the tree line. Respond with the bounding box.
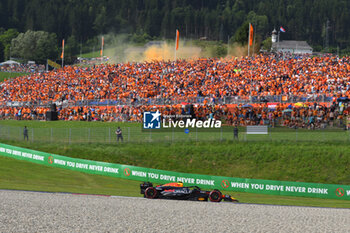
[0,0,349,63]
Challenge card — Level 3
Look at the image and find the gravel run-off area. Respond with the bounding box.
[1,190,350,233]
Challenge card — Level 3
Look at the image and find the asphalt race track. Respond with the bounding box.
[1,190,350,232]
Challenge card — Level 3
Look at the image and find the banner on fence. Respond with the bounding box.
[1,143,350,200]
[47,59,61,69]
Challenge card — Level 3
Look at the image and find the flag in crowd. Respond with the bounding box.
[249,24,254,46]
[175,29,180,50]
[100,36,104,57]
[60,39,65,59]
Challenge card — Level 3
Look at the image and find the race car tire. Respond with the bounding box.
[209,190,222,202]
[145,187,158,199]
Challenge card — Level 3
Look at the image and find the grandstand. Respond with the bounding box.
[0,53,349,128]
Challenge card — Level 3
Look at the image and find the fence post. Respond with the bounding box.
[322,130,325,142]
[128,127,130,142]
[108,127,111,143]
[220,127,223,141]
[69,128,71,144]
[88,128,90,143]
[172,127,174,143]
[232,127,234,141]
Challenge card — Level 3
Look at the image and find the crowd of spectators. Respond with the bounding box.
[0,53,349,128]
[1,54,349,103]
[0,63,45,74]
[1,101,349,129]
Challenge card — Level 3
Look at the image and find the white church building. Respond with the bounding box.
[271,29,313,54]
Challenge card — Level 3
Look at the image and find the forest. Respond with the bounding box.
[0,0,349,62]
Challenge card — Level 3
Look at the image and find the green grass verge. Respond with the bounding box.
[0,156,140,196]
[0,71,29,82]
[1,120,350,186]
[79,51,101,58]
[1,156,349,208]
[2,138,350,185]
[1,120,349,144]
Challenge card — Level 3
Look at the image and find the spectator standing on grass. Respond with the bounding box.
[23,126,28,141]
[234,126,238,140]
[115,126,123,142]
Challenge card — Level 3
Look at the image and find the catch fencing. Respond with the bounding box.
[1,124,350,144]
[0,94,333,108]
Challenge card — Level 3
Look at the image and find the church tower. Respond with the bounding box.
[271,28,277,43]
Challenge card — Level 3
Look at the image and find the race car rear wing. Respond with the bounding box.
[140,182,153,194]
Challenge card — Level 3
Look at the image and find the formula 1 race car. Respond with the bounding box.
[140,182,238,202]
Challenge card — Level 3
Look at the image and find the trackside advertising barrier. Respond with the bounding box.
[1,143,350,200]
